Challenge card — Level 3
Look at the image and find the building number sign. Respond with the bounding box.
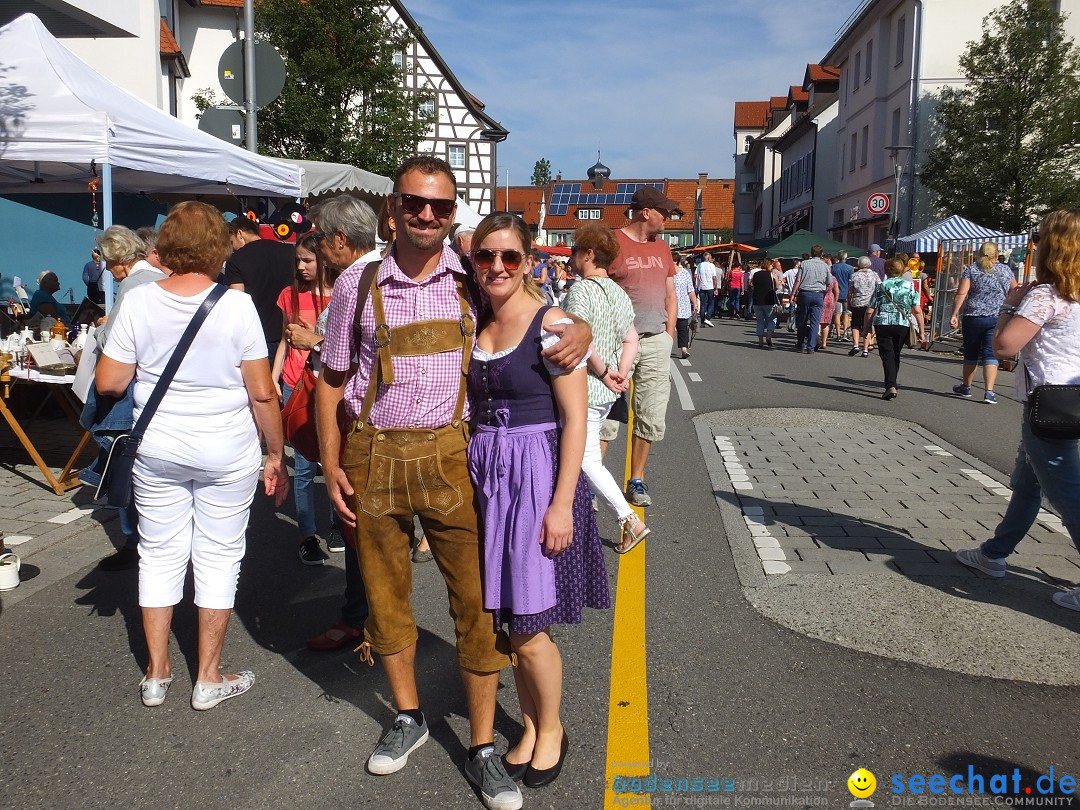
[866,193,890,215]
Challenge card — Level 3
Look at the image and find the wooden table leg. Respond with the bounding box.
[0,393,93,496]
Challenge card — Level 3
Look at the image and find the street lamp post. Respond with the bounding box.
[885,145,914,247]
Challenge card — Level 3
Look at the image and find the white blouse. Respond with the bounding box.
[1016,284,1080,401]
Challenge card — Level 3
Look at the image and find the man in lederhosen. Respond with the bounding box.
[316,156,589,810]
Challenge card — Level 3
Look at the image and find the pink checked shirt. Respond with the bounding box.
[322,246,475,428]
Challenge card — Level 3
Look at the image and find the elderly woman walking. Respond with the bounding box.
[97,201,289,709]
[949,242,1017,404]
[864,257,927,399]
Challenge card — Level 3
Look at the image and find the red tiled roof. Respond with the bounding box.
[806,64,841,84]
[734,101,771,130]
[789,86,808,104]
[495,186,545,227]
[159,18,181,55]
[539,178,734,234]
[199,0,244,7]
[770,96,788,110]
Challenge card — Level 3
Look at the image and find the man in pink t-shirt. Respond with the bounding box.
[604,185,681,507]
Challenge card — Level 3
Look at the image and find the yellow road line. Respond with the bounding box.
[603,393,650,807]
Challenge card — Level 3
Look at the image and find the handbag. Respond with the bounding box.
[607,392,630,424]
[94,285,227,507]
[1025,364,1080,440]
[281,364,320,462]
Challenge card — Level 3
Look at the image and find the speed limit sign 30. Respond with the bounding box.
[867,193,890,215]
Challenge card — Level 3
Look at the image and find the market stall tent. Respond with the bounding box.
[760,230,866,259]
[897,214,1029,252]
[0,13,302,198]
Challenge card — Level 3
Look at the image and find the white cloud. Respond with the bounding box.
[405,0,854,182]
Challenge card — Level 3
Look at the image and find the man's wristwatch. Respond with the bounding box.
[999,305,1019,316]
[312,340,323,354]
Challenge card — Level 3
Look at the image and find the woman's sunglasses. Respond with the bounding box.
[472,249,523,271]
[392,192,455,219]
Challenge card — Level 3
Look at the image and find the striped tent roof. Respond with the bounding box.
[898,214,1029,252]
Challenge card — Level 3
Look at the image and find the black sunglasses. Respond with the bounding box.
[310,231,327,246]
[393,192,456,219]
[472,248,524,271]
[1031,232,1041,245]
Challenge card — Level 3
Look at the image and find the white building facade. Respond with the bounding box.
[823,0,1080,249]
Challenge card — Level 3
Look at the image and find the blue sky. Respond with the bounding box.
[406,0,855,184]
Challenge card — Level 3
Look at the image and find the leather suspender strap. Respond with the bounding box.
[453,277,475,425]
[351,261,382,428]
[371,283,395,385]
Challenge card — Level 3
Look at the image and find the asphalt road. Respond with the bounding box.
[2,317,1078,810]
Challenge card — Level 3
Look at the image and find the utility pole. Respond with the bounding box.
[243,0,257,152]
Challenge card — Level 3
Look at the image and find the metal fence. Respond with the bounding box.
[926,236,1035,347]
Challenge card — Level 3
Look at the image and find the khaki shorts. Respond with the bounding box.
[342,422,509,673]
[600,331,673,444]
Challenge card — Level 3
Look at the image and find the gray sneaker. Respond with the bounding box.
[625,478,652,507]
[366,714,430,775]
[464,746,523,810]
[1052,587,1080,612]
[955,547,1007,577]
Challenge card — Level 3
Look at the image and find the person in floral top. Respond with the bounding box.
[864,257,926,399]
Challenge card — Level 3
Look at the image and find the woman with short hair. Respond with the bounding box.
[864,257,926,399]
[96,201,289,710]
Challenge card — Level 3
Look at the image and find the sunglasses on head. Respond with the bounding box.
[309,231,327,245]
[472,248,523,271]
[392,192,456,219]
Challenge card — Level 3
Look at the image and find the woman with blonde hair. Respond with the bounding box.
[948,241,1017,404]
[956,210,1080,612]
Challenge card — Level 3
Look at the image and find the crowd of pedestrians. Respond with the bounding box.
[57,132,1080,810]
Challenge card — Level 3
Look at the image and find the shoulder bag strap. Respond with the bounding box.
[130,284,227,437]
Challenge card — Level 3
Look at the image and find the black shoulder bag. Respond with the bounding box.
[95,285,228,507]
[1024,363,1080,441]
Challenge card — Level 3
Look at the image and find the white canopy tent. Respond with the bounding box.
[897,214,1029,252]
[0,13,302,200]
[293,159,391,199]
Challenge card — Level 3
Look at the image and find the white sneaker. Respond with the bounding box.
[1052,587,1080,612]
[702,319,714,327]
[955,547,1007,577]
[191,671,255,710]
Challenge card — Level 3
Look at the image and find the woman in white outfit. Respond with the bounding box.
[96,201,290,710]
[562,224,649,553]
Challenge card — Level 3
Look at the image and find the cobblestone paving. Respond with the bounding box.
[704,415,1080,585]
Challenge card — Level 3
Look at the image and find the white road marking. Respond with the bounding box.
[47,507,96,525]
[668,360,695,410]
[3,535,31,546]
[762,560,792,575]
[688,373,702,382]
[679,359,692,367]
[924,444,954,457]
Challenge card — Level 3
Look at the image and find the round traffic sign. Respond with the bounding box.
[867,192,890,215]
[218,40,287,108]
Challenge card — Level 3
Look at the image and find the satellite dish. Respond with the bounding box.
[218,40,287,108]
[198,107,245,145]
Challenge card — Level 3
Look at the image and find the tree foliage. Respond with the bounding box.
[920,0,1080,232]
[531,158,552,187]
[254,0,435,177]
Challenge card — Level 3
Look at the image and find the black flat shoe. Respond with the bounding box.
[523,731,568,788]
[501,754,528,782]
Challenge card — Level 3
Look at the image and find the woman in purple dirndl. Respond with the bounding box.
[466,213,609,789]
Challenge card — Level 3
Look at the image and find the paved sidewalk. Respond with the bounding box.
[697,408,1080,685]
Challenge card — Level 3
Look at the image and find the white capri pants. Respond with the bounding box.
[134,455,261,610]
[583,402,635,525]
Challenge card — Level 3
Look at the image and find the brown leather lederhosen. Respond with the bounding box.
[342,263,508,672]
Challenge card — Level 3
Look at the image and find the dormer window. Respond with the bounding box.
[576,208,601,220]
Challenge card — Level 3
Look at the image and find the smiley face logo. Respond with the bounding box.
[848,768,876,798]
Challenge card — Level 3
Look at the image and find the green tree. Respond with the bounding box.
[531,158,552,187]
[254,0,435,177]
[920,0,1080,232]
